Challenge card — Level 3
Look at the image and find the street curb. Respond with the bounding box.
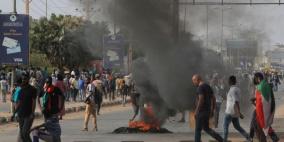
[0,100,129,125]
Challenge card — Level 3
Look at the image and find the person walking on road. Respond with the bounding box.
[16,73,37,142]
[192,74,223,142]
[63,74,71,101]
[121,80,128,106]
[130,84,140,121]
[70,75,79,102]
[210,75,223,128]
[78,76,85,101]
[93,74,104,115]
[32,76,63,142]
[38,76,64,120]
[249,72,279,142]
[82,77,97,131]
[10,78,22,121]
[55,74,66,120]
[0,75,8,103]
[223,75,252,142]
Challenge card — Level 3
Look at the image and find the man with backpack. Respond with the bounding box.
[33,76,64,142]
[82,77,97,131]
[39,76,64,119]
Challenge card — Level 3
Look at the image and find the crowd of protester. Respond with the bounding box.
[0,66,134,142]
[1,65,282,142]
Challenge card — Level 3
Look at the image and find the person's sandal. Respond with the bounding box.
[93,127,98,131]
[81,128,88,131]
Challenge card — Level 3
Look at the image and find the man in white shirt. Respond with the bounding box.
[223,75,251,142]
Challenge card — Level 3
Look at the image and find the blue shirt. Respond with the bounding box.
[78,79,85,89]
[12,87,21,103]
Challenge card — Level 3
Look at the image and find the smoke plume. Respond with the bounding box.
[105,0,225,122]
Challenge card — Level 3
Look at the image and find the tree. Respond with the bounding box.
[30,14,110,69]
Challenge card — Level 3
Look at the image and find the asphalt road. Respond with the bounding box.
[0,85,284,142]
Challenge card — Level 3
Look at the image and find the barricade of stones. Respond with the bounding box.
[0,100,129,125]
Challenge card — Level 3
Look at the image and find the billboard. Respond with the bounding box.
[0,14,29,65]
[226,40,257,69]
[103,34,125,69]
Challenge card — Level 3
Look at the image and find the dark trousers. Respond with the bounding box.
[95,93,102,114]
[195,112,223,142]
[250,110,279,142]
[17,116,34,142]
[108,88,115,101]
[214,102,222,128]
[71,89,78,102]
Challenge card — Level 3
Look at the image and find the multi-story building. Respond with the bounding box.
[266,46,284,71]
[226,40,258,71]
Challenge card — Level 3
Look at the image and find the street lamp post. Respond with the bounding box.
[206,5,209,48]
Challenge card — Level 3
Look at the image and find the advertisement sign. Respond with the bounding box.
[0,14,29,65]
[103,34,125,69]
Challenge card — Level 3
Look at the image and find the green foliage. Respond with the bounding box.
[30,14,110,69]
[30,53,52,69]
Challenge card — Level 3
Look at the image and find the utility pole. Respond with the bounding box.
[46,0,48,17]
[173,0,179,43]
[206,5,209,48]
[113,0,117,35]
[85,0,91,20]
[221,8,223,53]
[13,0,17,14]
[25,0,33,15]
[183,7,187,33]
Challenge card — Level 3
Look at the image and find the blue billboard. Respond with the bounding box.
[0,14,29,65]
[103,34,125,69]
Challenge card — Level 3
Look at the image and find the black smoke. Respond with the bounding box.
[106,0,226,122]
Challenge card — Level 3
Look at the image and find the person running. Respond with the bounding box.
[16,73,37,142]
[250,72,279,142]
[82,77,97,131]
[192,74,223,142]
[223,75,251,142]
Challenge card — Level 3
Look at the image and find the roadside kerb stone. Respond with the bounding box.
[0,100,129,125]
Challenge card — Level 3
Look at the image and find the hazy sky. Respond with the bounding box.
[1,0,284,50]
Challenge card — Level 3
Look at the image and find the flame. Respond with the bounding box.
[128,105,160,131]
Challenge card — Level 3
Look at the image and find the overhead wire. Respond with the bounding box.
[35,0,60,16]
